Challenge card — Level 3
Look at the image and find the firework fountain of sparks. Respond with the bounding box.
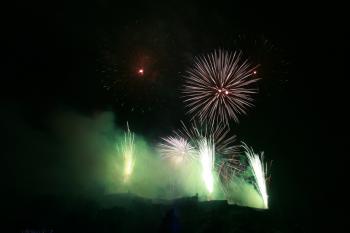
[198,137,216,196]
[183,50,260,125]
[176,121,238,156]
[157,136,196,165]
[119,123,135,183]
[175,122,241,189]
[243,143,269,209]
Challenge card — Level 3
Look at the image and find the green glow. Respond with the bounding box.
[20,111,272,209]
[41,112,271,208]
[224,176,265,209]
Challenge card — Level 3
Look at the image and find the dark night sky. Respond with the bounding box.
[2,0,345,229]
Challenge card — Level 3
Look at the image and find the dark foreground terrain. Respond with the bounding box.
[5,194,305,233]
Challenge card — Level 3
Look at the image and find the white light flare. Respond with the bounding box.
[198,138,215,195]
[243,143,269,209]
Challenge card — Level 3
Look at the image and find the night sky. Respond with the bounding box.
[2,1,344,230]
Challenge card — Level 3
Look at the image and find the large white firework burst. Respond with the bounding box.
[157,136,196,165]
[183,50,259,125]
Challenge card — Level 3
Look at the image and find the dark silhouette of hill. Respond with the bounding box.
[4,193,305,233]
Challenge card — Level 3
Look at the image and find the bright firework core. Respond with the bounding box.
[138,68,144,75]
[217,89,229,95]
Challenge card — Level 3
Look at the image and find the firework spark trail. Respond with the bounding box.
[198,137,215,195]
[243,143,268,209]
[119,122,135,183]
[176,121,238,156]
[183,50,259,125]
[157,136,196,164]
[217,157,244,182]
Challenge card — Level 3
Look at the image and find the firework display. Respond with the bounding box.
[108,48,271,209]
[8,3,309,232]
[183,50,259,125]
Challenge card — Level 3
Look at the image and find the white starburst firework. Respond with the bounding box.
[157,136,196,164]
[183,50,259,125]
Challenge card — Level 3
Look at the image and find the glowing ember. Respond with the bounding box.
[138,69,144,75]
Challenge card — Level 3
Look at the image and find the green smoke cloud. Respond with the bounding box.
[2,108,266,208]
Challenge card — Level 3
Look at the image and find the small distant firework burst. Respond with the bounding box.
[233,34,289,80]
[157,136,196,165]
[243,143,269,209]
[198,137,216,195]
[183,50,259,125]
[119,123,135,183]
